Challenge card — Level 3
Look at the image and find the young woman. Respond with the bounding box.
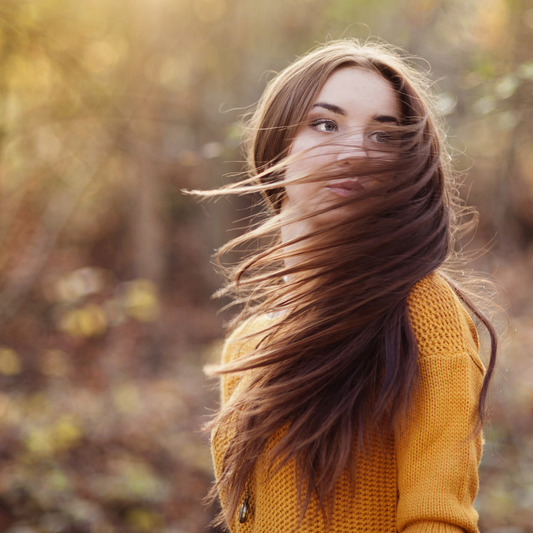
[200,39,497,533]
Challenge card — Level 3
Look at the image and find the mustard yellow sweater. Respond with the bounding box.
[211,273,485,532]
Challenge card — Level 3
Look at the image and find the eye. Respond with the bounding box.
[311,119,338,133]
[368,131,391,143]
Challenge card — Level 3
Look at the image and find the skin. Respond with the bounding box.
[281,66,401,271]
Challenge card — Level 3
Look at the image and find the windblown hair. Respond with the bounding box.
[195,40,498,528]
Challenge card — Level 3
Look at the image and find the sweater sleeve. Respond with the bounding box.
[396,274,485,533]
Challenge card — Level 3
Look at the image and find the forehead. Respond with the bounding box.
[315,67,400,117]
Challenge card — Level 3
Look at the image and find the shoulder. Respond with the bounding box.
[221,314,272,365]
[407,272,482,366]
[219,314,271,405]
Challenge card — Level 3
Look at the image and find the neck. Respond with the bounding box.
[280,212,314,282]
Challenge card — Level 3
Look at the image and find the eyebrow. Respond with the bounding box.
[374,115,400,125]
[312,102,347,116]
[312,103,400,125]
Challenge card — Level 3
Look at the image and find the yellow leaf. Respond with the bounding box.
[122,279,160,322]
[126,508,164,531]
[59,304,107,337]
[0,347,21,375]
[25,428,54,457]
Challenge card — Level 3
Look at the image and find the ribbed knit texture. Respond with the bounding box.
[211,273,485,532]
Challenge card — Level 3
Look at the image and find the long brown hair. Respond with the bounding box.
[195,40,498,527]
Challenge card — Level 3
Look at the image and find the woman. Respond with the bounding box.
[199,39,497,532]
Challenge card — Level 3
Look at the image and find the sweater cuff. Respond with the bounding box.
[402,522,466,533]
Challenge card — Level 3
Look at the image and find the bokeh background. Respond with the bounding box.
[0,0,532,531]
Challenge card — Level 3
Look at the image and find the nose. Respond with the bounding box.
[336,142,366,166]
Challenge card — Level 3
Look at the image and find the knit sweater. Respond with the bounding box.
[211,273,485,532]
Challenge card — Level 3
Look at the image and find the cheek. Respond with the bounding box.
[284,138,314,188]
[283,133,332,209]
[288,127,312,155]
[289,135,310,156]
[284,182,322,211]
[286,142,331,185]
[287,127,332,169]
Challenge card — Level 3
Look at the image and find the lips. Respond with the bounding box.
[326,178,365,197]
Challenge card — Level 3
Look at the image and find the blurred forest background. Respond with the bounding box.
[0,0,532,531]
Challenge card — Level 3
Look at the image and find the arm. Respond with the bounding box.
[396,351,484,533]
[398,273,486,533]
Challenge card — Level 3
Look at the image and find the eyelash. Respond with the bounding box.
[368,131,391,143]
[311,118,390,144]
[310,119,338,132]
[310,120,392,144]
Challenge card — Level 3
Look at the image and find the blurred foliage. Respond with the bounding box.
[0,0,531,531]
